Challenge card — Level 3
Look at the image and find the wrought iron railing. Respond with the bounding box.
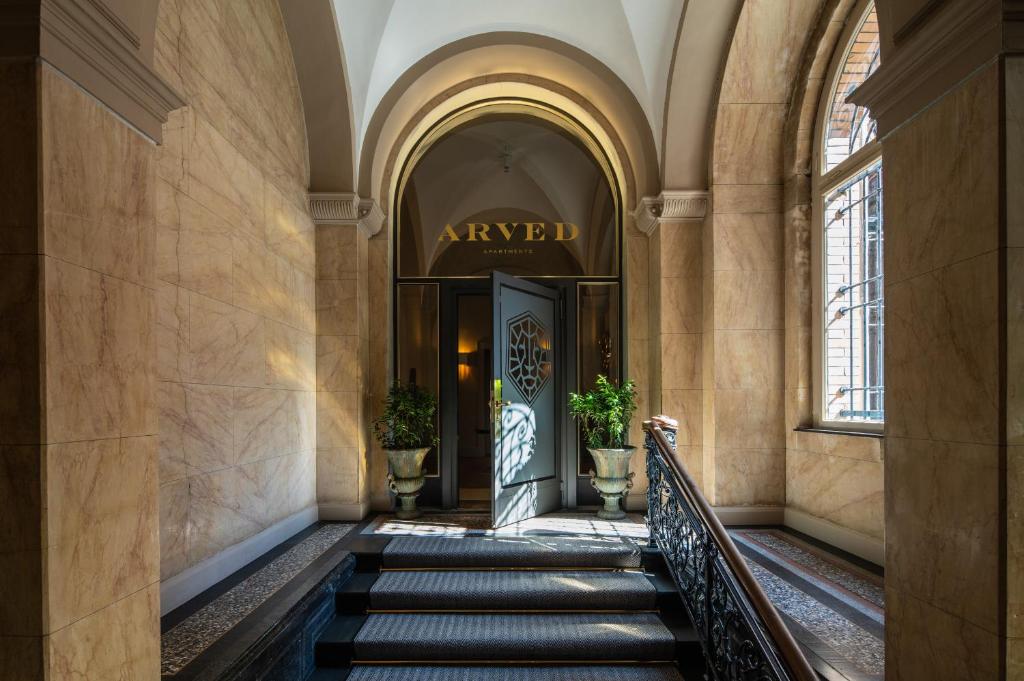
[644,418,817,681]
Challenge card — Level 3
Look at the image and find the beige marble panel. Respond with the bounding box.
[714,389,785,449]
[660,333,702,390]
[265,320,315,391]
[43,257,156,443]
[187,292,265,388]
[45,584,159,681]
[317,279,358,337]
[884,62,999,285]
[157,282,189,383]
[45,437,158,632]
[885,437,1000,634]
[265,181,315,276]
[783,325,811,391]
[712,185,783,215]
[713,104,786,185]
[712,213,783,272]
[718,0,820,105]
[789,429,882,462]
[786,449,883,539]
[659,222,702,277]
[317,391,360,451]
[886,586,999,681]
[660,278,702,334]
[155,181,233,302]
[713,330,783,390]
[1010,58,1024,249]
[1008,444,1024,639]
[159,381,233,475]
[233,387,314,464]
[660,390,702,446]
[188,464,262,565]
[316,224,360,280]
[711,270,784,330]
[40,67,155,287]
[885,252,1000,445]
[159,478,189,580]
[255,450,316,524]
[317,335,361,392]
[714,447,785,506]
[186,117,264,242]
[317,448,360,505]
[156,107,190,192]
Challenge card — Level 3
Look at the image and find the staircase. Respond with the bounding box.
[309,534,703,680]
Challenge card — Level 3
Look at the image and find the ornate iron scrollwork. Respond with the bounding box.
[645,426,793,681]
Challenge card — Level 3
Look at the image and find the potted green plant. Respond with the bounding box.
[373,381,439,519]
[569,375,638,519]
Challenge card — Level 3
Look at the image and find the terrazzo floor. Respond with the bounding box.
[161,523,355,676]
[361,511,650,539]
[729,529,885,681]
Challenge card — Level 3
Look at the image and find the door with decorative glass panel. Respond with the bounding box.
[490,272,561,526]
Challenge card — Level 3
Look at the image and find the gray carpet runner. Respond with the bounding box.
[346,665,684,680]
[382,536,642,569]
[370,570,657,611]
[353,613,675,661]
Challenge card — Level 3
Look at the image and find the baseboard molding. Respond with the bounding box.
[783,508,884,566]
[712,505,785,526]
[160,506,318,615]
[318,501,370,521]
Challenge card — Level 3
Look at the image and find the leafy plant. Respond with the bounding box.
[568,375,638,449]
[373,381,439,450]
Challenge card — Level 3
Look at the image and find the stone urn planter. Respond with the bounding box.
[569,375,639,522]
[374,380,439,521]
[588,447,636,520]
[386,447,431,519]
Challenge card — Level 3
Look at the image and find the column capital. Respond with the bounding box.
[308,193,385,238]
[632,190,709,236]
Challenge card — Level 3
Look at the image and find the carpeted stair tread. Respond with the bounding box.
[382,536,642,569]
[353,613,675,661]
[370,570,657,611]
[345,664,685,680]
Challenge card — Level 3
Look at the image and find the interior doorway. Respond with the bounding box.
[455,293,491,509]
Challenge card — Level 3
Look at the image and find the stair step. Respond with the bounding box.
[346,664,685,680]
[370,570,657,611]
[315,614,366,667]
[353,613,675,661]
[382,536,642,569]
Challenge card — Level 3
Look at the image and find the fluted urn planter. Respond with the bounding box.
[386,447,430,519]
[588,446,636,520]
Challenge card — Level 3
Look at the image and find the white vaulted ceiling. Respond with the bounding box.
[331,0,684,169]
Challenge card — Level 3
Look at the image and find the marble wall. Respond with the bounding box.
[882,61,1005,680]
[152,0,317,580]
[0,60,161,681]
[702,0,821,507]
[315,220,370,516]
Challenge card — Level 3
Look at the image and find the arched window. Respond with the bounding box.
[813,3,883,428]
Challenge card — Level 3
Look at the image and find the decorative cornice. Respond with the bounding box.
[37,0,184,142]
[309,193,385,238]
[632,190,709,236]
[849,0,1012,136]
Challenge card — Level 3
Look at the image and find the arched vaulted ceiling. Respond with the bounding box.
[332,0,683,176]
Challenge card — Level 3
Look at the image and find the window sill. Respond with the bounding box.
[793,426,883,439]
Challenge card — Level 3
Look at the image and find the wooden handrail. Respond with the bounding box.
[644,419,817,681]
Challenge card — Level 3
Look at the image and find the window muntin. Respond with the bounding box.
[816,2,884,428]
[822,7,880,173]
[822,161,883,422]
